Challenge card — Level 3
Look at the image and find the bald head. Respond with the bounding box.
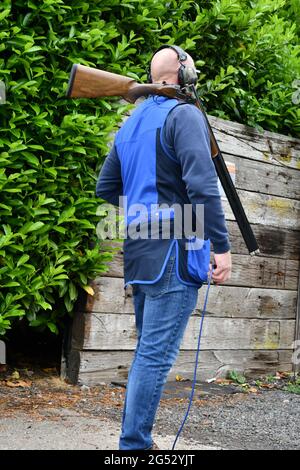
[150,47,195,84]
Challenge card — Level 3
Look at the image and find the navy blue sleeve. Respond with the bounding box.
[95,145,123,206]
[163,104,231,254]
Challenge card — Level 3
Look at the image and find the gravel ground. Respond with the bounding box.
[90,388,300,450]
[155,390,300,450]
[0,369,299,450]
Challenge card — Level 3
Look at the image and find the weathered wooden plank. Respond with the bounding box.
[100,222,300,260]
[222,153,300,199]
[226,221,300,260]
[210,114,300,146]
[78,314,295,351]
[226,255,299,289]
[98,193,300,248]
[222,190,300,230]
[86,277,297,320]
[101,223,300,261]
[209,115,300,170]
[101,190,300,231]
[102,251,299,290]
[86,277,131,314]
[198,285,297,320]
[74,349,294,385]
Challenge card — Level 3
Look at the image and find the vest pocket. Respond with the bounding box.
[187,237,211,283]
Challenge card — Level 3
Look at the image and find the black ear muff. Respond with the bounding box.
[147,44,198,86]
[178,64,185,87]
[180,65,198,86]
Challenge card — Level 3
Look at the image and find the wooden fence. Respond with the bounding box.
[63,115,300,385]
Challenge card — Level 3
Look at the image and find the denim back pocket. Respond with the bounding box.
[187,237,210,283]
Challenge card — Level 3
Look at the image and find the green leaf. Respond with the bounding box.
[20,222,45,234]
[1,282,20,287]
[47,322,59,334]
[69,282,77,301]
[23,152,40,166]
[17,254,30,267]
[57,207,76,225]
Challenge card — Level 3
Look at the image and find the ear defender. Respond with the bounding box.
[180,65,199,86]
[147,45,198,86]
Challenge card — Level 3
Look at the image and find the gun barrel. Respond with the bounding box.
[214,153,260,254]
[190,85,259,255]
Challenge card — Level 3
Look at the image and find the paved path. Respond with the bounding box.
[0,410,220,450]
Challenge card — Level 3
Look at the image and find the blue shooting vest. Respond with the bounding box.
[115,96,210,288]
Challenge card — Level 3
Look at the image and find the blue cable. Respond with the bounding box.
[172,267,214,450]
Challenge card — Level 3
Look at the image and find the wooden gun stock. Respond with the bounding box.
[66,64,185,103]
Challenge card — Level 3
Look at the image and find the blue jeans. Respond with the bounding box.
[119,246,199,450]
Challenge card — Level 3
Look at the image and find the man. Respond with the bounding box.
[96,45,232,450]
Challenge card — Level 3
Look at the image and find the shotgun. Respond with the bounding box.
[66,64,260,255]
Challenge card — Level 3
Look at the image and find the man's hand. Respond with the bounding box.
[210,251,232,284]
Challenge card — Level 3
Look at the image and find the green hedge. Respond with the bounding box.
[0,0,299,336]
